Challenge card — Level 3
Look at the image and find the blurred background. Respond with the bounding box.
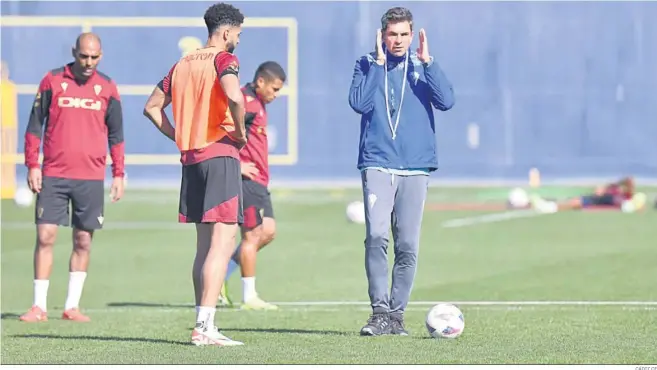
[2,0,657,194]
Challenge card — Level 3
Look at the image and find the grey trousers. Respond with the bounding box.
[361,169,429,316]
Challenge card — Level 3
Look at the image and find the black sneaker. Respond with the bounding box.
[360,313,391,336]
[389,314,409,336]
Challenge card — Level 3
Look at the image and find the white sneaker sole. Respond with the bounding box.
[191,331,244,346]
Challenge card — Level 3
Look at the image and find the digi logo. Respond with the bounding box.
[58,97,102,111]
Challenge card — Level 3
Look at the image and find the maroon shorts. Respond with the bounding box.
[178,156,243,224]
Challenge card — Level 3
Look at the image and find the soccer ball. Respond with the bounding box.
[622,192,647,213]
[14,187,34,208]
[621,200,635,213]
[425,303,465,339]
[346,201,365,224]
[507,187,529,209]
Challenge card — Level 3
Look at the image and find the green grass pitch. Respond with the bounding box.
[2,186,656,364]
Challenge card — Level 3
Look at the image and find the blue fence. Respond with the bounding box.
[3,1,656,185]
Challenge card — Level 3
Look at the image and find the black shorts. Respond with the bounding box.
[35,176,105,231]
[179,156,243,224]
[581,194,617,207]
[242,179,274,229]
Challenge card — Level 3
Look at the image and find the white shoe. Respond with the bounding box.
[191,325,244,346]
[530,194,558,214]
[241,296,279,310]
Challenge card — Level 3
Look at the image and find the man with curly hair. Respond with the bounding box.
[144,2,247,346]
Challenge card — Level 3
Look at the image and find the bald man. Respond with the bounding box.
[20,33,125,323]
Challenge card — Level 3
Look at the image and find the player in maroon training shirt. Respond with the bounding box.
[218,61,286,309]
[530,176,647,213]
[19,33,125,323]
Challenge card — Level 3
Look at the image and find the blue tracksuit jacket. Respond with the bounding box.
[348,50,455,172]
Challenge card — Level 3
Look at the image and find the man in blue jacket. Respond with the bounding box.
[348,6,455,336]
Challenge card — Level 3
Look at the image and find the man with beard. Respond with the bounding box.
[20,33,125,323]
[143,2,247,346]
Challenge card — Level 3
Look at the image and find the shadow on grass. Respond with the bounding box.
[108,302,194,309]
[216,327,351,336]
[107,302,352,336]
[11,334,189,346]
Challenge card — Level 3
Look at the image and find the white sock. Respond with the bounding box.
[64,271,87,310]
[242,277,257,302]
[33,280,50,312]
[196,306,216,329]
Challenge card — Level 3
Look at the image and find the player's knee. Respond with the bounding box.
[36,225,57,249]
[260,221,276,246]
[261,230,275,246]
[241,227,261,248]
[394,233,419,254]
[365,229,388,249]
[394,242,418,266]
[73,230,93,252]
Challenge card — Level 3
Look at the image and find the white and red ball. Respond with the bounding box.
[507,187,529,209]
[426,303,465,339]
[346,201,365,224]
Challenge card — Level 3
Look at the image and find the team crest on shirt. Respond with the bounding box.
[246,96,254,103]
[60,82,68,92]
[257,127,266,135]
[33,92,41,107]
[94,85,102,96]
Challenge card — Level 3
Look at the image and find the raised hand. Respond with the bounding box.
[416,28,430,63]
[375,28,385,65]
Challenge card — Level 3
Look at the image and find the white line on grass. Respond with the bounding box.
[270,301,657,306]
[4,301,655,315]
[1,221,191,230]
[2,220,320,230]
[4,306,654,314]
[441,209,545,228]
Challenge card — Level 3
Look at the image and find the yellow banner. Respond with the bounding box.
[1,60,18,199]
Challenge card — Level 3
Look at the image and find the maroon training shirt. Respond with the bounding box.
[605,184,633,205]
[24,63,125,180]
[240,83,270,187]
